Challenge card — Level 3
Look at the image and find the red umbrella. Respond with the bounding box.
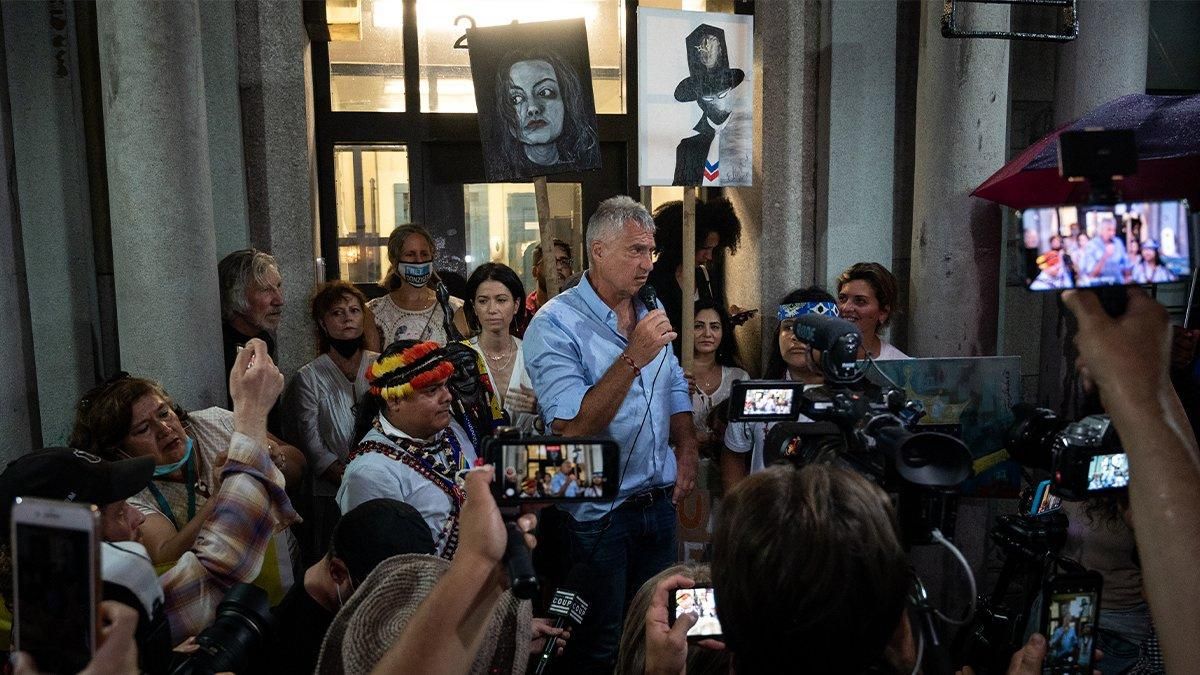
[973,93,1200,209]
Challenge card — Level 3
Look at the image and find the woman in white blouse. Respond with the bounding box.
[365,224,466,350]
[284,281,379,548]
[690,299,748,456]
[462,263,540,432]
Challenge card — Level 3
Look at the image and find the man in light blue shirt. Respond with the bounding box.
[524,195,698,672]
[1080,216,1127,285]
[549,460,580,497]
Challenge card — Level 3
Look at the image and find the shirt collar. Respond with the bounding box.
[378,414,442,443]
[579,271,647,335]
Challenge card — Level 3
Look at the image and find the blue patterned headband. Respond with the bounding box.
[778,301,839,321]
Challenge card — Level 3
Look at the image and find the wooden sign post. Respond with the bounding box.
[681,187,697,371]
[534,176,559,299]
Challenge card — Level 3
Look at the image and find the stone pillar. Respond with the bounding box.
[1036,0,1150,409]
[725,0,822,374]
[815,0,897,292]
[2,1,102,444]
[96,0,225,410]
[199,0,250,256]
[907,0,1010,356]
[0,14,42,458]
[236,0,319,377]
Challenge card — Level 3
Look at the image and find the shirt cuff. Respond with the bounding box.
[669,390,693,416]
[223,432,300,530]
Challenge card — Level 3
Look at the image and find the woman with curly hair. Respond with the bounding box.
[649,197,744,356]
[486,48,600,180]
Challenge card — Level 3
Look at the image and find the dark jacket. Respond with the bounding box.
[672,117,716,186]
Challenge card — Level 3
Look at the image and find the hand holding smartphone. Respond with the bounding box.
[12,497,100,674]
[668,584,723,641]
[1039,571,1102,674]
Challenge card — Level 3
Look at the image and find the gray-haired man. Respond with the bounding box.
[523,195,699,672]
[218,248,285,430]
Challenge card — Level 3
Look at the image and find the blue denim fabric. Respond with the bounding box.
[559,494,678,673]
[1095,602,1153,675]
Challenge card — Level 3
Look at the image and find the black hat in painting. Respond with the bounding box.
[673,23,746,103]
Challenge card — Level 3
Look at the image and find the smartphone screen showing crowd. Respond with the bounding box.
[11,497,100,674]
[669,585,723,640]
[1020,199,1190,291]
[1085,452,1130,492]
[484,437,619,505]
[1040,572,1102,674]
[727,380,804,423]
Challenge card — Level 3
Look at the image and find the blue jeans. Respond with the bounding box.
[560,492,677,674]
[1095,602,1153,675]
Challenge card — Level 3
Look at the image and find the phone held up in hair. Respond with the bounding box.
[729,308,759,327]
[11,497,100,674]
[1039,571,1102,674]
[669,585,723,641]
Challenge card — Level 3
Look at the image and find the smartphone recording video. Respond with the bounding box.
[12,497,100,674]
[1030,479,1062,516]
[486,437,619,504]
[1085,452,1129,492]
[1041,573,1102,674]
[1020,199,1190,291]
[670,586,723,640]
[728,381,803,422]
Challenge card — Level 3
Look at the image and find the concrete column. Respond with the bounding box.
[96,0,225,410]
[907,0,1010,356]
[1035,0,1150,409]
[725,0,823,374]
[199,0,250,256]
[236,0,319,377]
[2,1,102,444]
[0,13,42,458]
[815,0,897,292]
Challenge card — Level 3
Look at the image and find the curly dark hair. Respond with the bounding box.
[650,198,742,278]
[463,262,528,336]
[487,49,599,179]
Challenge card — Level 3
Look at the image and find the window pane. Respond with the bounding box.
[334,145,411,283]
[416,0,625,114]
[329,0,406,112]
[463,183,583,294]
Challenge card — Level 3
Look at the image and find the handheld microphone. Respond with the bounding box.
[503,522,538,601]
[791,314,863,384]
[435,279,463,341]
[637,283,658,312]
[533,563,592,675]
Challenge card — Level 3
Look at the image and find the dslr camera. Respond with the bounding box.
[1007,406,1129,501]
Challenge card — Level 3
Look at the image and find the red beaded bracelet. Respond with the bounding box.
[620,353,640,376]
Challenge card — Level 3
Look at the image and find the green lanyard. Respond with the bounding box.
[146,450,197,529]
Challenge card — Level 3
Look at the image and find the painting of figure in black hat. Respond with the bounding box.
[467,19,602,183]
[638,9,754,187]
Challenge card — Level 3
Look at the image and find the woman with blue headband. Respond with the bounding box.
[720,287,835,491]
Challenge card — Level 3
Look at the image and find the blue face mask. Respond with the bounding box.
[402,262,433,288]
[154,437,194,477]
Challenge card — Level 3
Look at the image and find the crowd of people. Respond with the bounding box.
[3,193,1199,675]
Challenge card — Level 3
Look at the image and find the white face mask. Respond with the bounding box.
[402,262,433,288]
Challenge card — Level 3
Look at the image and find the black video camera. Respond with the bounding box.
[1007,407,1129,501]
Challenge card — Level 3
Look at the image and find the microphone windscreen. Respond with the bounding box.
[637,284,658,312]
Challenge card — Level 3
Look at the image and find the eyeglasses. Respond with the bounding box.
[554,257,574,269]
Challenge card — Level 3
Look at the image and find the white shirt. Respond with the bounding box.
[336,416,476,556]
[468,336,537,433]
[876,340,910,360]
[283,352,376,496]
[724,376,818,474]
[367,294,464,348]
[691,366,749,436]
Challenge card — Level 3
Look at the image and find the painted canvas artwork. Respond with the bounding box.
[467,19,602,182]
[638,9,754,187]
